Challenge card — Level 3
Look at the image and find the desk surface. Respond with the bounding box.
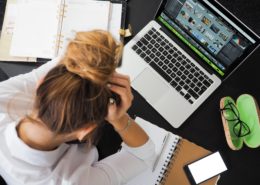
[1,0,260,184]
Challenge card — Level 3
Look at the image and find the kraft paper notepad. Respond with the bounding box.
[128,117,220,185]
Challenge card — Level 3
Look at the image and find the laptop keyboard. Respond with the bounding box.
[131,28,213,104]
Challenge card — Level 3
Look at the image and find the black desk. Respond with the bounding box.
[1,0,260,184]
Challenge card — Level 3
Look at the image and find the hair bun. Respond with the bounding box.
[61,30,123,85]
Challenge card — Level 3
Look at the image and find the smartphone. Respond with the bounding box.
[184,151,228,185]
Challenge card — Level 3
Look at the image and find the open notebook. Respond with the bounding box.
[129,117,220,185]
[9,0,123,59]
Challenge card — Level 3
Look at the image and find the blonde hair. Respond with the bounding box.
[30,30,123,141]
[62,30,123,85]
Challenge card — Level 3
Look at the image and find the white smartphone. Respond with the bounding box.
[184,151,228,185]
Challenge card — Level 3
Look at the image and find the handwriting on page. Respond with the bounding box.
[3,4,17,35]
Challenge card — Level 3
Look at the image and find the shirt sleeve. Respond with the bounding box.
[89,138,156,185]
[0,58,60,119]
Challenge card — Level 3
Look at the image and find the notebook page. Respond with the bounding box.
[125,117,180,185]
[0,0,36,62]
[10,0,61,58]
[108,3,122,42]
[135,117,169,154]
[57,0,110,56]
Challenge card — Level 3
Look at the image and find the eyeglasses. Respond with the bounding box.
[220,100,250,137]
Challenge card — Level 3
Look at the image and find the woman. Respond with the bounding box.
[0,30,155,185]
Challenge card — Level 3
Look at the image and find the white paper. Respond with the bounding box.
[135,117,169,154]
[125,117,180,185]
[0,0,35,61]
[10,0,60,58]
[58,0,110,55]
[108,3,122,42]
[2,4,17,35]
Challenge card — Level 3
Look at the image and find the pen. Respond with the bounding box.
[152,132,170,172]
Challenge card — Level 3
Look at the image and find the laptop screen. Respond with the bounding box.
[156,0,259,77]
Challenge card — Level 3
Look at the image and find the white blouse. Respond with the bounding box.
[0,58,155,185]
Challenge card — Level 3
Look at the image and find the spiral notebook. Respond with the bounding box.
[129,117,220,185]
[9,0,124,59]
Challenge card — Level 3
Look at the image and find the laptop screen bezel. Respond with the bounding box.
[154,0,260,80]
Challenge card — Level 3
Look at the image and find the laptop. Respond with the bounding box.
[118,0,260,128]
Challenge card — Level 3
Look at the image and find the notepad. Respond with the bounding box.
[10,0,121,59]
[129,117,220,185]
[0,0,36,62]
[108,2,123,42]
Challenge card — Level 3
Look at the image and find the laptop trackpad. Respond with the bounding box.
[132,68,169,104]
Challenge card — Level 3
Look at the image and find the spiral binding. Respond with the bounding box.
[155,137,182,185]
[53,0,67,56]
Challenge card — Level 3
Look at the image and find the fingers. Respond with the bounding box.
[105,99,117,122]
[109,72,131,90]
[107,72,134,109]
[108,84,133,104]
[108,72,132,98]
[107,98,117,112]
[112,72,130,82]
[106,72,133,124]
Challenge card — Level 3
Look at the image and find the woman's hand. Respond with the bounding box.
[105,72,134,128]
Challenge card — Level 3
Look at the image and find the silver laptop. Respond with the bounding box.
[118,0,260,128]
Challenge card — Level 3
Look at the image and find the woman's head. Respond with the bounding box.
[32,30,123,142]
